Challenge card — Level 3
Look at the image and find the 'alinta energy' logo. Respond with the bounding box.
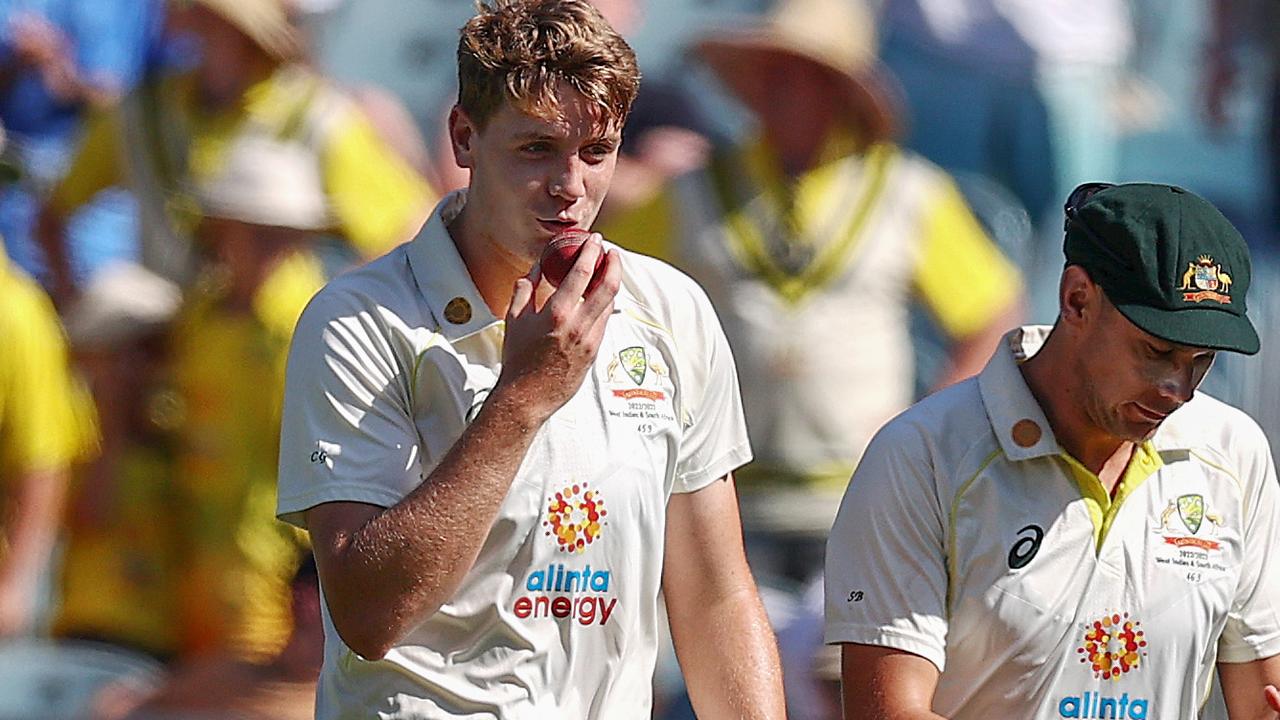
[543,483,608,554]
[513,482,617,627]
[1076,612,1147,680]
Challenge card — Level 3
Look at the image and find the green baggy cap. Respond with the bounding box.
[1064,182,1259,355]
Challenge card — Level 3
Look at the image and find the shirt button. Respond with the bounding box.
[1011,419,1042,448]
[445,297,472,325]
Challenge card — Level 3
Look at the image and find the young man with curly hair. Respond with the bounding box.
[275,2,785,718]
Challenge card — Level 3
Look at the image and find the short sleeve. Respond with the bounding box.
[671,286,751,494]
[276,290,423,528]
[49,110,123,216]
[0,281,96,473]
[1217,423,1280,663]
[322,116,432,259]
[912,177,1022,339]
[824,418,950,671]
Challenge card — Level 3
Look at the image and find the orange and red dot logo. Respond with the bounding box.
[1077,613,1147,680]
[544,483,608,554]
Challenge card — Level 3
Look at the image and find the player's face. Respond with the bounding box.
[174,6,262,109]
[731,53,839,155]
[451,82,622,266]
[1078,299,1216,442]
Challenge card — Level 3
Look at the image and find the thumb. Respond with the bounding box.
[506,277,534,323]
[1264,685,1280,712]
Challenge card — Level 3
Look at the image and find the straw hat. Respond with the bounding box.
[63,262,182,348]
[196,132,332,231]
[695,0,900,141]
[191,0,300,60]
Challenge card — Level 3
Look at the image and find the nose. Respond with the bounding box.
[548,156,587,202]
[1155,363,1196,406]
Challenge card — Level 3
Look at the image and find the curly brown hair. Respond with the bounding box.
[457,0,640,130]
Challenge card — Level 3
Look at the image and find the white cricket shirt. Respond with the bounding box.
[277,192,751,719]
[826,326,1280,719]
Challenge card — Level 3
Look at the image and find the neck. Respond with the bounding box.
[1019,332,1134,478]
[448,203,548,317]
[201,59,277,113]
[259,633,322,683]
[763,122,832,178]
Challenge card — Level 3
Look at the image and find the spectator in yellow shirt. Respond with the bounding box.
[37,0,433,306]
[0,208,96,637]
[56,125,329,664]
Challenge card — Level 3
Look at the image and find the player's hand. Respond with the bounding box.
[1264,684,1280,717]
[9,13,66,67]
[497,234,621,421]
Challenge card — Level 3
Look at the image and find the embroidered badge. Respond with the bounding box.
[1155,493,1224,551]
[605,346,669,402]
[1179,255,1233,304]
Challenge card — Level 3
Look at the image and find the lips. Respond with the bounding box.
[537,218,578,235]
[1129,403,1169,423]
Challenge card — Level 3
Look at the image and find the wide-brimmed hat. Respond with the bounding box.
[694,0,900,141]
[63,262,182,348]
[196,132,332,231]
[188,0,300,60]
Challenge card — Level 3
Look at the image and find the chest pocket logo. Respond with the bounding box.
[1007,524,1045,569]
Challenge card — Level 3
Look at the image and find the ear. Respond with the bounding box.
[448,105,478,169]
[1059,265,1102,330]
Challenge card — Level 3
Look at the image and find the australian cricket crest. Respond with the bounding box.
[617,346,648,385]
[1179,255,1233,304]
[605,346,668,398]
[1177,494,1204,534]
[602,343,677,430]
[1152,492,1230,582]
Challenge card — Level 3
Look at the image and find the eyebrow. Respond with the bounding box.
[511,129,621,146]
[511,130,563,141]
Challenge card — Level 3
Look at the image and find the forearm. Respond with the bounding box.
[34,206,74,302]
[669,583,785,719]
[841,645,948,720]
[316,383,546,658]
[1219,657,1280,720]
[0,468,68,596]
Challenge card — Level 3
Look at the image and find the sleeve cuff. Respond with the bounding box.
[277,483,408,529]
[673,443,753,494]
[1217,634,1280,664]
[824,623,947,673]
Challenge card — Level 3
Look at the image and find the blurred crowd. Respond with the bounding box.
[0,0,1275,718]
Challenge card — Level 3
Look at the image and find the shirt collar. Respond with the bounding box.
[978,325,1060,461]
[406,190,502,342]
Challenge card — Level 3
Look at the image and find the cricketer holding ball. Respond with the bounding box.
[275,1,784,718]
[826,183,1280,719]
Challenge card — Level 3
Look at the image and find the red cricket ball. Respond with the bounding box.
[539,228,605,291]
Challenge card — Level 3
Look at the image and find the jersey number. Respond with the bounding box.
[1007,524,1044,569]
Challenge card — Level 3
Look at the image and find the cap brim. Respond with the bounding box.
[1114,301,1260,355]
